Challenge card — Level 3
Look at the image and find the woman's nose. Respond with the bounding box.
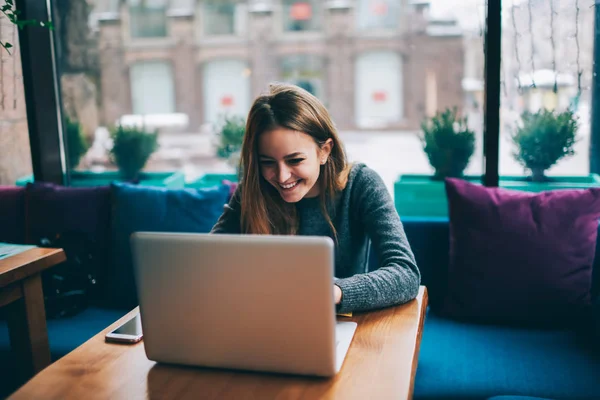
[277,164,291,182]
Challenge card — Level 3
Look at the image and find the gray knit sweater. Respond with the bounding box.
[210,163,421,313]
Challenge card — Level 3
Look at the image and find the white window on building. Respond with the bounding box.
[130,61,176,115]
[280,55,326,102]
[203,59,251,125]
[203,0,248,36]
[282,0,321,32]
[128,0,168,38]
[355,51,403,128]
[356,0,400,31]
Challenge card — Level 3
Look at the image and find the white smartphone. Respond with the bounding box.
[105,313,143,344]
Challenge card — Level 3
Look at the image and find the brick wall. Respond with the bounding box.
[0,15,32,185]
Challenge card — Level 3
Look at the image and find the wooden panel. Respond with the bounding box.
[0,248,66,288]
[9,287,428,400]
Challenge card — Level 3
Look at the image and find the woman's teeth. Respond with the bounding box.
[280,180,299,189]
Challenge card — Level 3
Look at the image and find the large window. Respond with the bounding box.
[355,51,403,128]
[25,0,488,198]
[356,0,400,31]
[203,1,247,36]
[500,0,594,178]
[203,59,251,125]
[280,55,326,101]
[128,0,167,39]
[282,0,321,32]
[130,61,176,115]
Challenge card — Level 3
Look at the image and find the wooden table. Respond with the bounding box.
[0,247,66,381]
[9,286,428,400]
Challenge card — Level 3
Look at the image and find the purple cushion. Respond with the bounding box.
[443,178,600,325]
[25,183,111,248]
[0,186,25,244]
[24,183,112,305]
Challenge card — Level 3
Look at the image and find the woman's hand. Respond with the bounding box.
[334,284,342,305]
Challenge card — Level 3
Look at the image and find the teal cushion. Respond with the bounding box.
[107,183,230,309]
[414,310,600,400]
[400,217,450,311]
[370,218,450,310]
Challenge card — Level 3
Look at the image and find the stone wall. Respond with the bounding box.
[0,16,32,185]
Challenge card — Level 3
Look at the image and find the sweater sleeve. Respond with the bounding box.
[334,166,421,313]
[210,185,242,234]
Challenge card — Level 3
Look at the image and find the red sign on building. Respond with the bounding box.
[370,0,388,16]
[372,91,387,103]
[290,2,312,21]
[221,96,234,107]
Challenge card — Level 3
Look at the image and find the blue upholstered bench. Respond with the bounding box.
[1,184,599,399]
[400,218,600,400]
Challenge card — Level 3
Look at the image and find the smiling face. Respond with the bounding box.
[258,128,332,203]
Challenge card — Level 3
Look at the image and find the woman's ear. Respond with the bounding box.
[320,139,334,164]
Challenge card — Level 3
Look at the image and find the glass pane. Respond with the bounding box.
[356,0,400,31]
[203,1,247,36]
[0,16,33,184]
[355,51,403,127]
[128,0,167,38]
[53,0,486,213]
[500,0,594,181]
[282,0,321,32]
[130,62,176,114]
[280,55,325,102]
[203,60,251,124]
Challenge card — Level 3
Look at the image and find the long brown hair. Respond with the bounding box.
[239,82,350,237]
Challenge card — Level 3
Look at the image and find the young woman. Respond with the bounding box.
[211,83,420,313]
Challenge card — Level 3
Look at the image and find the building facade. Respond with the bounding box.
[94,0,465,132]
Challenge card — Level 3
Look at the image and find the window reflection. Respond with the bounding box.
[128,0,167,38]
[282,0,321,32]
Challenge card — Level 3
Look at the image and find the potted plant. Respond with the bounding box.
[66,117,90,170]
[97,124,181,187]
[216,114,245,171]
[394,108,478,217]
[15,117,93,185]
[16,122,185,188]
[512,109,577,182]
[421,108,476,180]
[109,125,159,182]
[186,115,245,189]
[501,109,599,191]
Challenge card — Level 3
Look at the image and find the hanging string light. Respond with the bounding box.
[550,0,558,94]
[511,3,523,94]
[527,0,536,88]
[575,0,582,96]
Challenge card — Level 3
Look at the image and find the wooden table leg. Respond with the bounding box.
[6,273,51,381]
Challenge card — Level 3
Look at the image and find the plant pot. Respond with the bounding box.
[394,173,600,218]
[185,173,238,189]
[499,174,600,192]
[394,174,483,217]
[15,170,186,188]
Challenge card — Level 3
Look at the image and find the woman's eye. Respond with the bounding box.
[288,158,304,165]
[260,160,274,166]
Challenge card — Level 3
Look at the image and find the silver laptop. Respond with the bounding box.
[130,232,357,377]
